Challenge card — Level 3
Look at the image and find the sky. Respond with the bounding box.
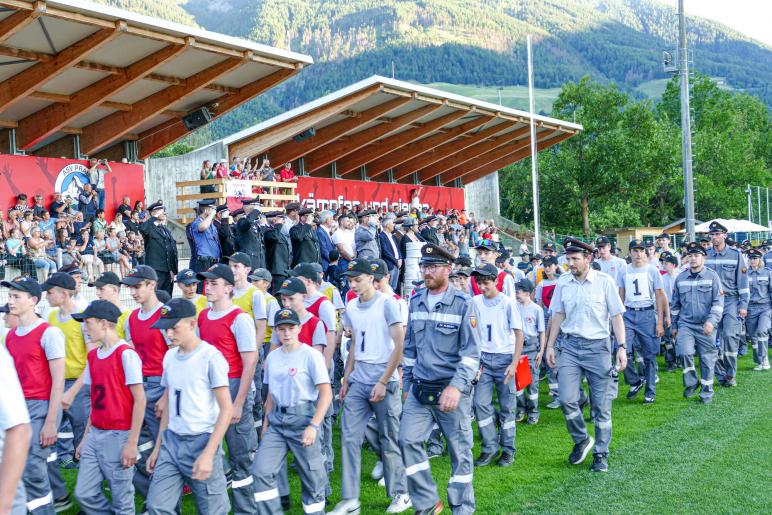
[652,0,772,46]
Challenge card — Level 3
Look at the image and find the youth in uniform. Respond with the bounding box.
[145,298,233,514]
[670,243,723,403]
[329,258,412,515]
[533,255,561,408]
[515,279,546,424]
[196,264,259,514]
[90,272,131,340]
[72,301,145,514]
[545,238,628,473]
[745,249,771,371]
[617,240,668,404]
[470,263,524,468]
[469,244,515,297]
[401,244,481,515]
[3,276,65,514]
[174,269,208,314]
[253,308,332,515]
[659,255,680,371]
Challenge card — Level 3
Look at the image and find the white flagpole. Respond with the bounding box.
[527,34,541,252]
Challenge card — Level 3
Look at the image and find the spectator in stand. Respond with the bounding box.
[279,161,298,183]
[109,212,126,235]
[61,238,82,269]
[78,184,98,222]
[38,211,55,237]
[88,157,112,210]
[5,228,36,278]
[92,209,108,235]
[116,196,132,222]
[124,210,140,233]
[73,211,90,237]
[200,159,216,193]
[27,226,57,282]
[32,194,46,218]
[410,187,423,212]
[2,209,17,237]
[333,214,356,271]
[20,211,34,238]
[258,158,275,181]
[379,214,402,291]
[78,228,103,282]
[214,158,228,179]
[105,227,131,277]
[133,200,148,221]
[12,193,28,212]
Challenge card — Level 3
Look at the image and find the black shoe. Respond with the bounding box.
[515,412,526,422]
[666,363,676,372]
[722,377,736,387]
[474,452,495,467]
[626,382,645,400]
[683,385,697,399]
[590,453,609,472]
[281,495,291,511]
[643,395,655,404]
[568,437,594,465]
[55,494,73,513]
[497,452,515,467]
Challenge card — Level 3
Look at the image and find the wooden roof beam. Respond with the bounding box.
[456,132,575,185]
[17,42,188,149]
[265,95,411,166]
[0,23,123,111]
[0,2,44,43]
[303,104,443,174]
[366,116,495,180]
[80,55,245,155]
[337,109,469,177]
[137,66,296,159]
[415,125,532,183]
[440,134,538,183]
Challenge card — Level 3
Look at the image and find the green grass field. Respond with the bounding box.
[59,353,772,514]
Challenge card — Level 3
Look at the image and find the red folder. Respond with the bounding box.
[516,355,532,391]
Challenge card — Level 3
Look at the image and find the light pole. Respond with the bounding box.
[678,0,696,241]
[527,34,541,252]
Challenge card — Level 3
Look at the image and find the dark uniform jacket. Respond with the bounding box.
[140,217,178,274]
[236,211,266,270]
[420,227,440,245]
[214,218,236,261]
[290,222,321,266]
[264,223,291,278]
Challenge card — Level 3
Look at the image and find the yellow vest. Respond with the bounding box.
[193,294,208,315]
[320,283,341,329]
[116,309,130,341]
[233,285,258,320]
[48,308,87,380]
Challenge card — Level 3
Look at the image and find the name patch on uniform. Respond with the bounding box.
[437,323,459,330]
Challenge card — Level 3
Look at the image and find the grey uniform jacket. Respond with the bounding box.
[670,267,724,327]
[403,285,481,393]
[748,267,772,307]
[706,246,749,310]
[355,224,379,259]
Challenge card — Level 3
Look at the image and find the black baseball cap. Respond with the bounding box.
[227,252,252,267]
[175,269,200,286]
[595,236,611,247]
[277,277,307,296]
[542,255,559,266]
[89,271,121,288]
[344,258,378,277]
[72,300,122,323]
[515,278,534,293]
[475,243,497,252]
[274,308,300,327]
[629,239,645,250]
[662,255,679,265]
[121,265,158,285]
[42,272,76,291]
[197,264,235,285]
[450,266,472,278]
[1,276,42,300]
[371,259,389,280]
[150,299,199,330]
[471,263,499,279]
[291,263,320,280]
[156,290,172,304]
[686,242,707,256]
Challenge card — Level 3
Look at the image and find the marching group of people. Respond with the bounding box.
[1,189,771,515]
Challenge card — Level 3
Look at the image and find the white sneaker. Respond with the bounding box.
[763,359,770,370]
[327,498,360,515]
[386,494,413,513]
[754,363,765,371]
[378,477,386,487]
[371,460,384,480]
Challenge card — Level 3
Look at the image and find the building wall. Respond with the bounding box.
[464,171,500,218]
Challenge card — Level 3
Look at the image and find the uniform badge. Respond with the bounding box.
[469,316,477,329]
[160,306,170,316]
[282,280,291,288]
[741,267,747,273]
[426,247,433,253]
[288,367,297,376]
[348,262,355,270]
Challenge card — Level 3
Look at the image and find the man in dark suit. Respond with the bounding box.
[316,210,335,273]
[235,198,266,270]
[214,204,236,262]
[378,213,402,291]
[290,208,321,267]
[420,215,440,245]
[140,200,178,295]
[264,211,292,293]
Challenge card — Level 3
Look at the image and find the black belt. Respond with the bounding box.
[275,401,314,415]
[143,376,162,383]
[628,305,655,312]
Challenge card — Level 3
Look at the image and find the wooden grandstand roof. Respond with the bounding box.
[0,0,312,159]
[222,76,582,187]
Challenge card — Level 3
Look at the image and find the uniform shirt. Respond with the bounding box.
[403,285,481,392]
[0,345,30,457]
[320,281,345,310]
[123,303,169,344]
[748,266,772,307]
[660,272,679,304]
[707,245,750,309]
[616,263,664,308]
[264,343,329,408]
[263,292,281,343]
[13,319,65,359]
[472,293,521,354]
[342,292,402,384]
[161,342,229,435]
[305,292,336,332]
[517,301,545,340]
[595,256,626,283]
[83,342,143,385]
[764,250,772,270]
[669,266,724,327]
[192,216,221,259]
[550,269,625,340]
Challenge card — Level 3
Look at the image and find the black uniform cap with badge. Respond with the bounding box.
[196,263,235,285]
[628,239,645,251]
[746,248,763,259]
[89,271,122,288]
[175,269,200,286]
[72,300,122,323]
[1,276,43,302]
[274,308,301,327]
[595,236,611,247]
[277,277,307,296]
[419,243,455,265]
[563,238,594,255]
[685,242,707,256]
[515,278,534,293]
[708,220,728,234]
[42,272,77,292]
[343,257,378,277]
[470,263,499,281]
[248,268,273,283]
[150,298,198,330]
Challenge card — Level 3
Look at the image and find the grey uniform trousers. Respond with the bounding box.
[517,338,541,416]
[622,308,659,398]
[400,390,475,515]
[676,323,719,402]
[50,377,91,499]
[556,335,614,455]
[225,378,258,514]
[340,380,407,499]
[747,304,771,365]
[146,430,229,515]
[74,428,135,515]
[133,379,165,498]
[474,352,517,455]
[23,400,58,514]
[715,296,742,380]
[252,403,326,515]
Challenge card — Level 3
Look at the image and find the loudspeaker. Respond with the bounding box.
[293,128,316,142]
[182,107,212,131]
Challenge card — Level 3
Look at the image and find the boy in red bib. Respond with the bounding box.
[469,244,515,297]
[72,301,146,514]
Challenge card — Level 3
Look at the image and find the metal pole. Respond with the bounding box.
[747,184,753,222]
[758,186,762,227]
[527,34,541,252]
[766,187,770,228]
[679,0,696,241]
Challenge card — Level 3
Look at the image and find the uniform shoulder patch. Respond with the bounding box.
[469,315,477,329]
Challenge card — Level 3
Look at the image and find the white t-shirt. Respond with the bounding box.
[304,292,337,332]
[83,341,143,386]
[617,263,664,308]
[473,293,521,354]
[161,342,230,435]
[264,343,329,408]
[332,228,356,259]
[517,301,545,340]
[0,345,30,457]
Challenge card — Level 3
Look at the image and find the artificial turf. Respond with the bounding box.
[59,353,772,514]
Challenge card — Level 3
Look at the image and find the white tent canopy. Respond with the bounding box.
[693,218,770,233]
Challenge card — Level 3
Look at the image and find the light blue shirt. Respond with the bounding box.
[550,268,625,340]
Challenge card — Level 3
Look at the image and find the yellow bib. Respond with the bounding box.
[48,308,87,380]
[233,285,258,319]
[116,309,131,341]
[263,292,277,343]
[193,294,208,315]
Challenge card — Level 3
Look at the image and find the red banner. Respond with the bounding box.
[297,177,464,212]
[0,155,145,219]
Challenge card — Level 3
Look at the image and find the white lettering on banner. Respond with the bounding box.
[226,180,253,198]
[302,192,423,213]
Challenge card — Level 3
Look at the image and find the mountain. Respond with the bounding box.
[93,0,772,145]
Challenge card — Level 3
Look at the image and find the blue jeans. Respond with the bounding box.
[96,189,105,210]
[33,258,57,272]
